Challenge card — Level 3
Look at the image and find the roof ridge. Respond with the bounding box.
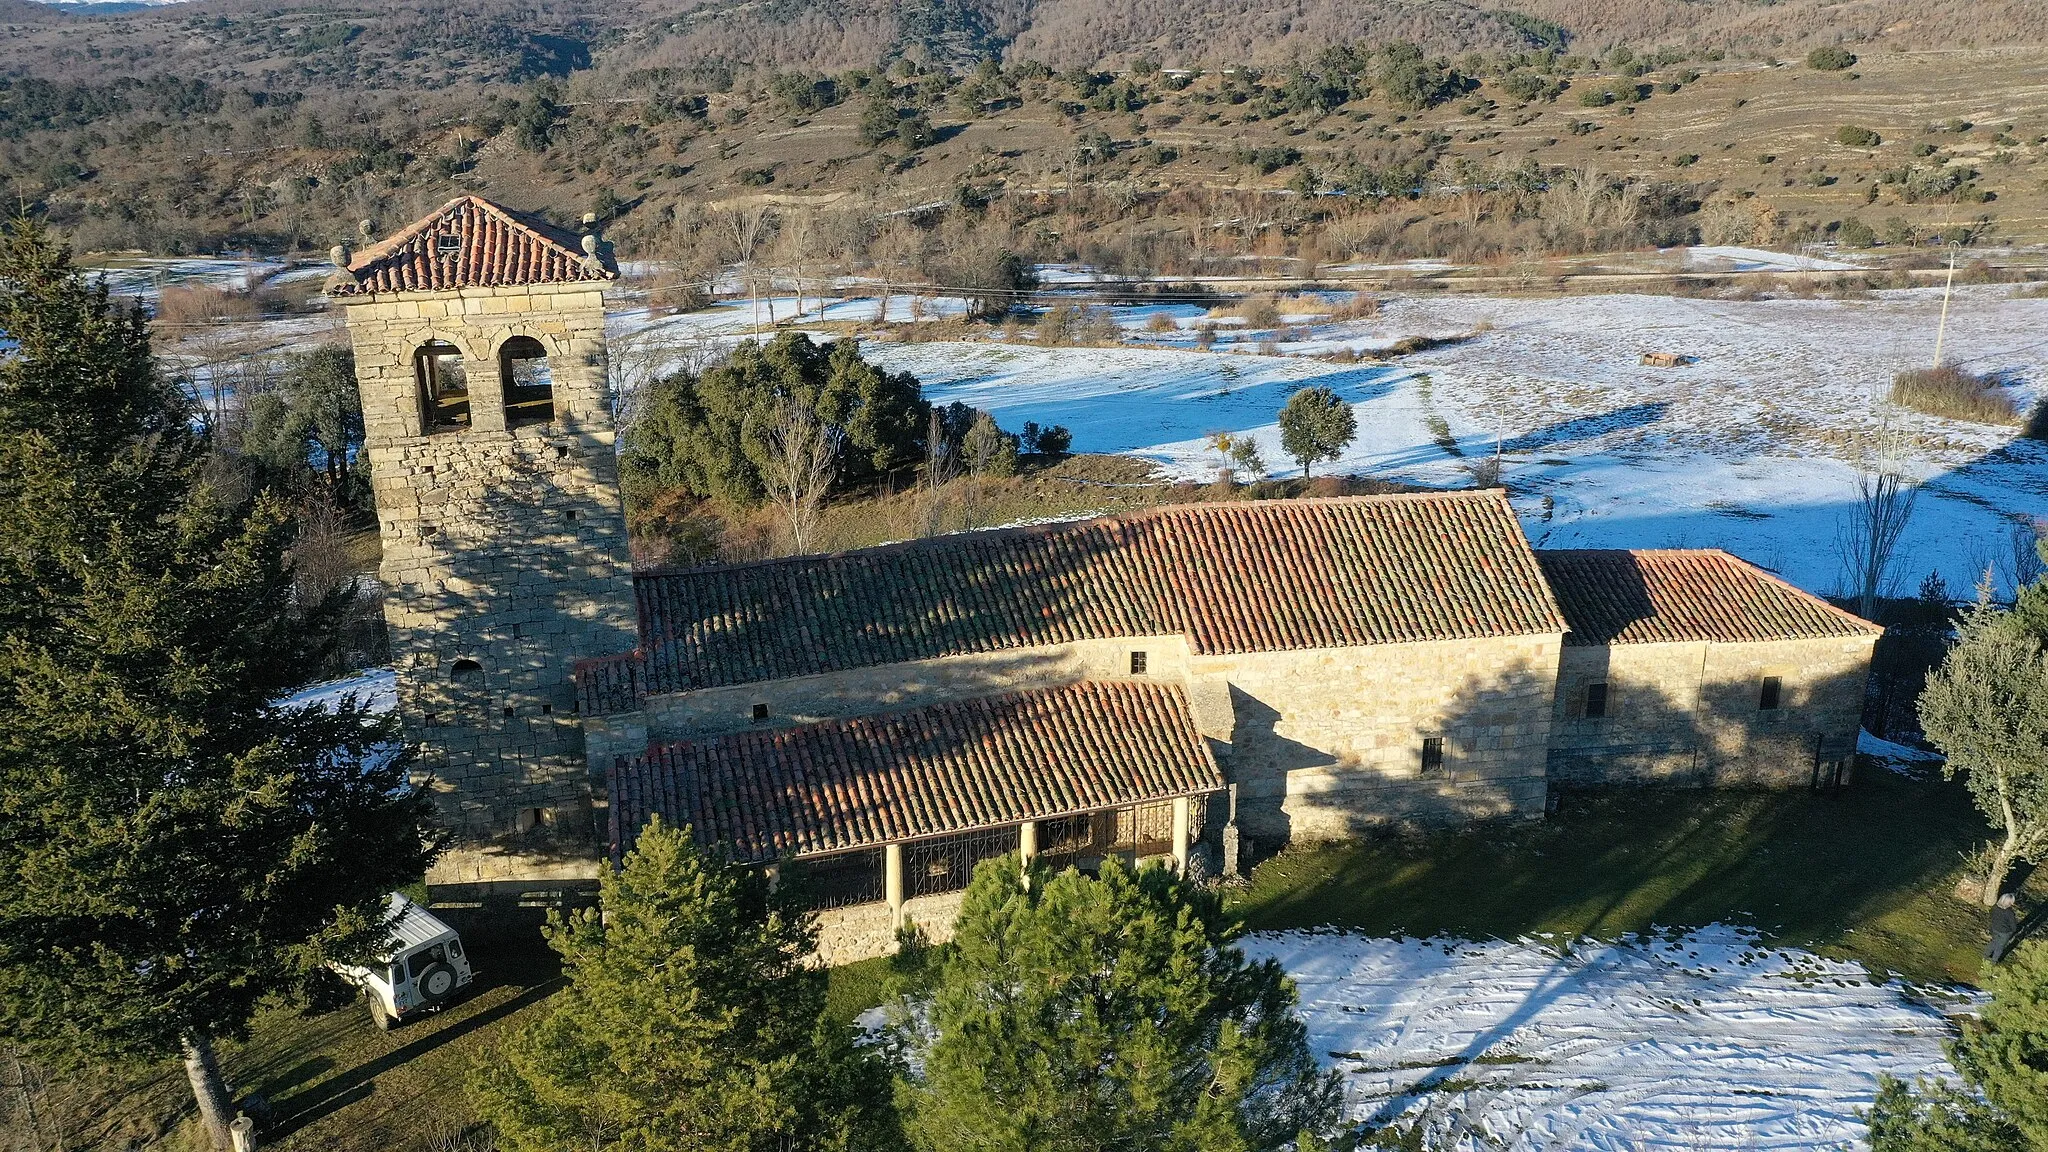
[634,490,1484,581]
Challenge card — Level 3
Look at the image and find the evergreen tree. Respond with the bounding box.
[1869,942,2048,1151]
[1277,386,1357,478]
[1919,599,2048,905]
[237,345,366,508]
[623,332,925,506]
[0,220,438,1149]
[897,857,1340,1152]
[471,817,897,1152]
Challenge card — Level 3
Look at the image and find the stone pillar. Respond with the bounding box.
[1171,796,1191,875]
[1019,820,1038,864]
[764,862,781,895]
[885,843,904,929]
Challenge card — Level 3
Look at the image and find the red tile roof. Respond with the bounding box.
[1536,549,1884,646]
[598,491,1565,708]
[328,195,616,296]
[607,680,1225,864]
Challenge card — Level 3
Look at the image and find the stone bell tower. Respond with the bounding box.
[327,195,638,896]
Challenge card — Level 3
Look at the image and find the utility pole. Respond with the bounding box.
[1932,239,1961,368]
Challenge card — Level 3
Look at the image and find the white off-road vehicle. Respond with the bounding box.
[335,894,475,1030]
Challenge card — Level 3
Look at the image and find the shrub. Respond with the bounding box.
[1837,218,1878,248]
[1808,46,1857,71]
[1890,365,2020,425]
[1838,125,1882,147]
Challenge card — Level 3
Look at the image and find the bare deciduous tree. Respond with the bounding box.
[717,205,775,328]
[756,401,841,556]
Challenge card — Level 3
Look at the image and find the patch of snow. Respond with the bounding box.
[279,666,397,714]
[1247,924,1963,1151]
[1681,246,1861,273]
[1858,730,1946,777]
[865,285,2048,598]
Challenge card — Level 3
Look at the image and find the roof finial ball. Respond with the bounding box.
[579,213,603,271]
[330,241,351,269]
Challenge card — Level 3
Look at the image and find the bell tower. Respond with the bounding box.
[328,196,638,896]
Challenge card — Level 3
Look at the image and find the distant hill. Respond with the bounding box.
[0,0,2042,87]
[0,0,64,21]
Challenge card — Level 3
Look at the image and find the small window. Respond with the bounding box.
[498,336,554,428]
[502,705,515,718]
[1130,651,1148,675]
[450,659,484,685]
[541,703,552,715]
[751,702,770,722]
[435,232,462,256]
[515,807,548,833]
[422,711,437,726]
[1584,682,1609,719]
[1421,736,1445,774]
[1759,676,1783,711]
[414,341,469,433]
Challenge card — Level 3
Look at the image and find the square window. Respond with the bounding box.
[1759,676,1783,711]
[1421,736,1445,773]
[751,702,770,722]
[541,703,552,715]
[1584,682,1609,719]
[1130,651,1148,675]
[502,705,515,718]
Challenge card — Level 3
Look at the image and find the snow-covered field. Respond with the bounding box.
[866,284,2048,597]
[1248,925,1964,1152]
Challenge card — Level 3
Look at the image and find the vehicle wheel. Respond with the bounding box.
[367,993,395,1031]
[416,963,459,1004]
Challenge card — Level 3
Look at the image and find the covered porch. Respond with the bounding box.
[606,679,1227,961]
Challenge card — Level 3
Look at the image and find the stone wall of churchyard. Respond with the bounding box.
[1548,635,1878,788]
[1196,634,1565,846]
[341,284,637,883]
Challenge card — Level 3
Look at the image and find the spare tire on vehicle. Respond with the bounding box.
[415,963,459,1004]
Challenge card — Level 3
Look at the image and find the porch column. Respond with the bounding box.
[1171,796,1191,874]
[1018,820,1038,890]
[885,843,904,929]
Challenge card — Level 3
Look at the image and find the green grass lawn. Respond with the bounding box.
[1228,766,2009,986]
[38,767,2010,1150]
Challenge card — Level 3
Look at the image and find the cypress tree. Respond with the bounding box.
[0,220,439,1149]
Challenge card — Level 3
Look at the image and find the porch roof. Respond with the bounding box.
[607,679,1224,865]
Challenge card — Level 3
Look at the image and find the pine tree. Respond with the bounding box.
[897,857,1340,1152]
[1869,942,2048,1151]
[471,817,897,1152]
[1277,386,1357,478]
[0,219,439,1150]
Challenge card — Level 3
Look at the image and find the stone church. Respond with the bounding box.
[333,196,1881,959]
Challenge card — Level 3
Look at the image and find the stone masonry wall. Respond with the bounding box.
[341,284,638,884]
[1199,634,1563,845]
[638,630,1564,853]
[642,634,1201,742]
[1549,635,1877,788]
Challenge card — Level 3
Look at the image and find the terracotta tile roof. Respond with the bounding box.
[601,491,1565,707]
[328,195,616,296]
[1535,549,1884,646]
[607,680,1225,864]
